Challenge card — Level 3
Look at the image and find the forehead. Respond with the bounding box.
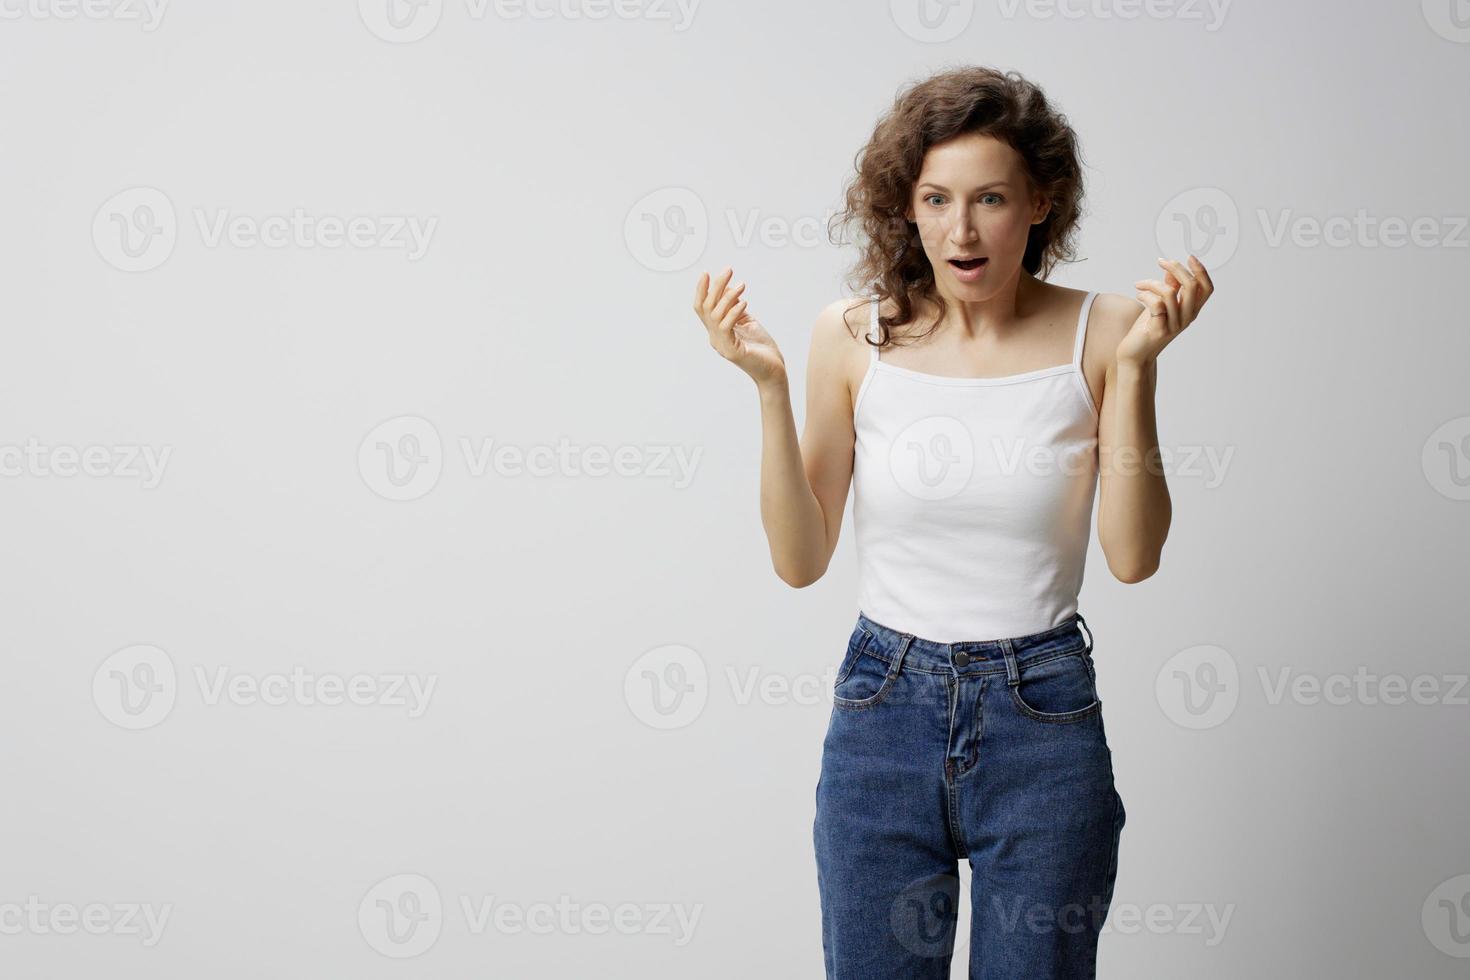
[917,132,1026,185]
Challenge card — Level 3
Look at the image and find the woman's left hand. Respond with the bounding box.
[1120,255,1214,368]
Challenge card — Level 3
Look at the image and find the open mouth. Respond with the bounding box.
[948,256,989,280]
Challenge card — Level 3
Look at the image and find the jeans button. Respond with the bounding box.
[954,652,970,667]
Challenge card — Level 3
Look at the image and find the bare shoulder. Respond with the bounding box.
[1084,291,1143,363]
[807,296,875,402]
[813,295,876,345]
[1079,291,1144,410]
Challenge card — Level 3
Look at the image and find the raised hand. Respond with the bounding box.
[1122,255,1215,367]
[692,267,787,387]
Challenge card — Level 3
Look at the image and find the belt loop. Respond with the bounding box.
[892,633,913,676]
[884,633,913,703]
[1075,613,1093,654]
[1001,638,1020,687]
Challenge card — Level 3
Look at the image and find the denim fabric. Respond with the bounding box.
[813,611,1125,979]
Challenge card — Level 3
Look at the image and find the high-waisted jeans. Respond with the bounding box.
[813,611,1125,979]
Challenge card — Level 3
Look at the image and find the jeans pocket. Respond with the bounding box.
[833,631,898,710]
[1009,650,1101,723]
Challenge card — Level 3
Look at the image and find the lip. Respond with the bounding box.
[948,256,989,283]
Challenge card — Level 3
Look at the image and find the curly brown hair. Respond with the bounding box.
[830,65,1087,348]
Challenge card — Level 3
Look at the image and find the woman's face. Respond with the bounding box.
[905,132,1049,300]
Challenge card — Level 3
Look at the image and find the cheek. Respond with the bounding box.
[986,210,1035,249]
[912,213,947,251]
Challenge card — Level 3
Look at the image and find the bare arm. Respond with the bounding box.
[693,268,861,587]
[1096,350,1171,583]
[1094,255,1215,582]
[754,375,828,587]
[763,299,864,586]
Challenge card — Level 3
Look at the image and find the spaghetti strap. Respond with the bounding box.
[1072,291,1100,417]
[1072,290,1097,368]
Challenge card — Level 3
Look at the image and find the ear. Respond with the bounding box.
[1031,196,1051,225]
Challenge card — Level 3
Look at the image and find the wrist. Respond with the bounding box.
[1115,357,1156,382]
[756,371,791,402]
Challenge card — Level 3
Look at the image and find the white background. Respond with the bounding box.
[1,0,1468,975]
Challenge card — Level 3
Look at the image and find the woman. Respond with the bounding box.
[690,65,1212,978]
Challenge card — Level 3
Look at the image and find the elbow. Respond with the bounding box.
[774,560,826,589]
[1109,553,1160,584]
[1100,526,1166,584]
[777,569,823,589]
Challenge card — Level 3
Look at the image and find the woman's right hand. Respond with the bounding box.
[692,267,787,388]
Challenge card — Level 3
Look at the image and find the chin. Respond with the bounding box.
[942,271,996,296]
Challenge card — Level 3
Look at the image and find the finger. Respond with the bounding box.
[1133,278,1174,299]
[1158,256,1196,282]
[719,299,748,333]
[703,266,735,314]
[1133,279,1181,332]
[1187,254,1214,298]
[1135,290,1173,335]
[1134,290,1168,324]
[711,280,747,322]
[1158,258,1201,321]
[1157,257,1192,298]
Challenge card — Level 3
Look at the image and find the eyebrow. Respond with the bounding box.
[917,181,1012,193]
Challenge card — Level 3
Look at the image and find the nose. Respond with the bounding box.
[949,207,979,245]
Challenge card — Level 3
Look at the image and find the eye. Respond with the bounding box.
[923,194,945,207]
[980,192,1004,206]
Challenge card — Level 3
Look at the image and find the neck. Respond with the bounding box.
[925,268,1040,338]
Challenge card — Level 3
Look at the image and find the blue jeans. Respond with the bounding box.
[813,611,1125,979]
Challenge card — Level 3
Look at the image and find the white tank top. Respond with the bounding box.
[851,290,1101,643]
